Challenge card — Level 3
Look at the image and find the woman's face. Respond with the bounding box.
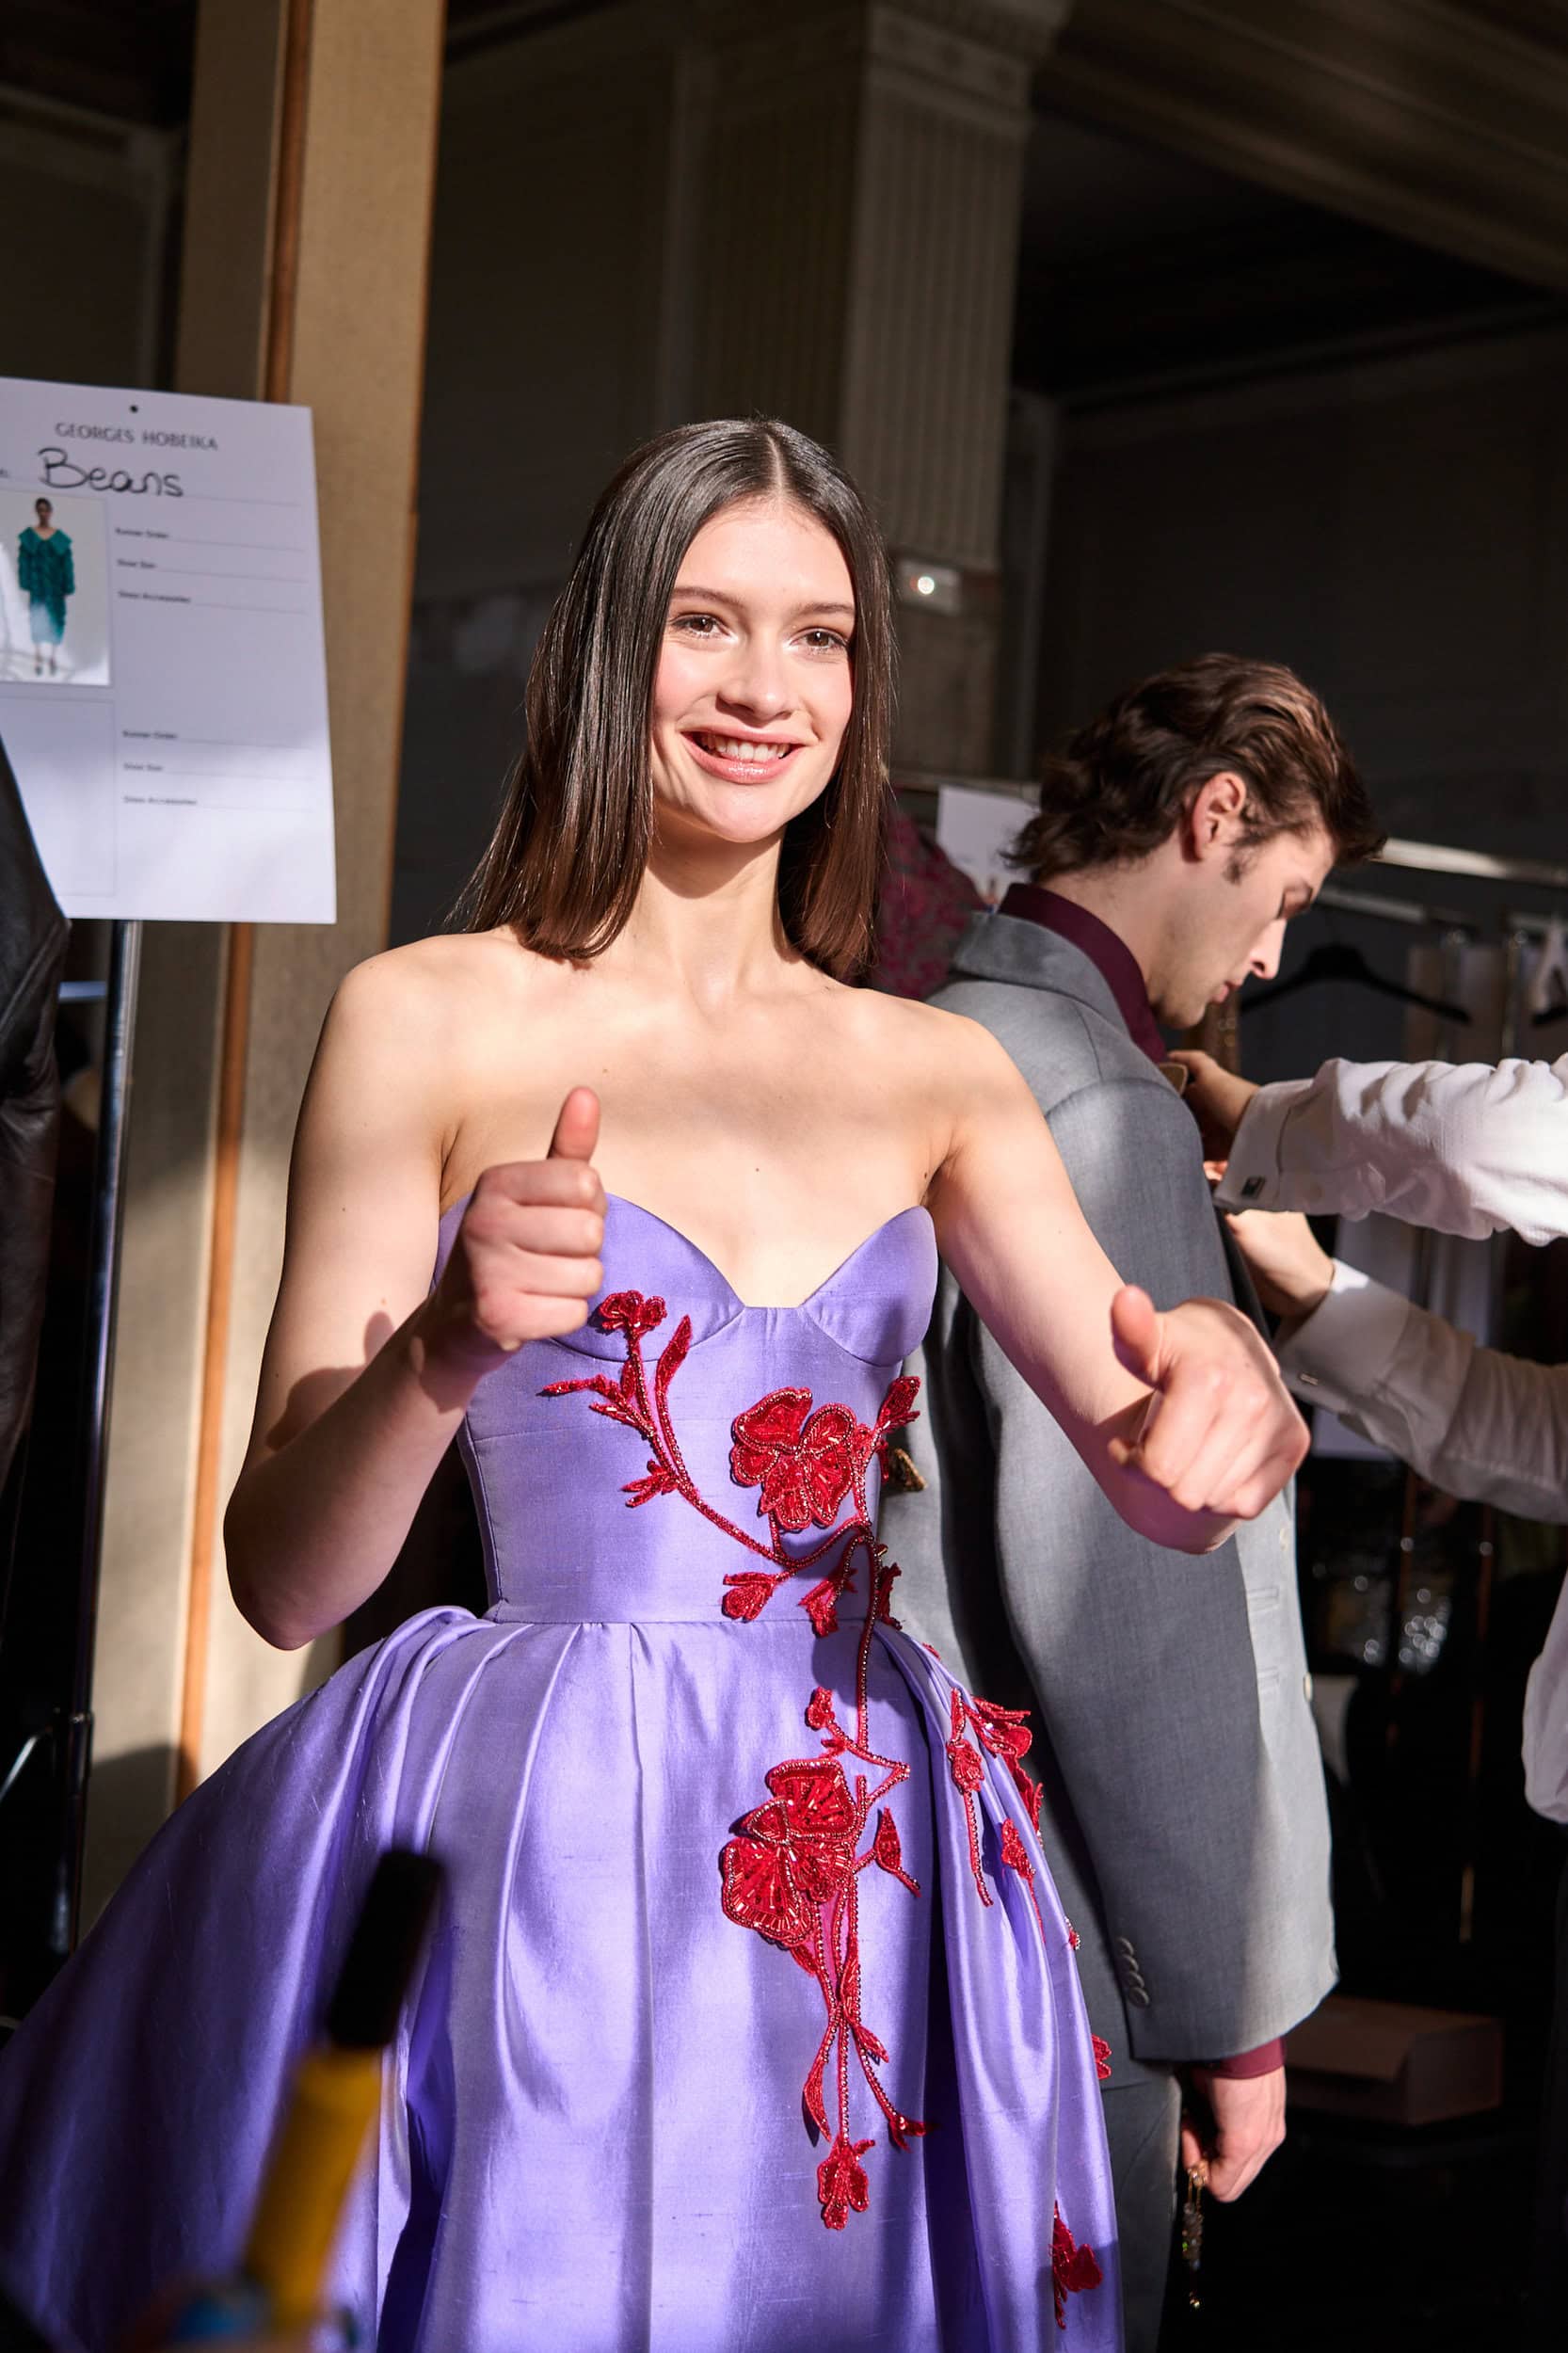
[35,502,51,526]
[648,498,855,851]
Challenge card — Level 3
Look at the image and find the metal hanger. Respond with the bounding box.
[1244,939,1471,1025]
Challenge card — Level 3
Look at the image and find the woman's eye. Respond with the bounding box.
[672,612,722,636]
[800,629,849,654]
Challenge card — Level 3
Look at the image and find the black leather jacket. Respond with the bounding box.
[0,733,68,1496]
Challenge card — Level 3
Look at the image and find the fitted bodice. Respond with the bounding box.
[436,1195,937,1623]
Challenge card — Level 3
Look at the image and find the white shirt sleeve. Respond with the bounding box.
[1276,1262,1568,1524]
[1276,1263,1568,1822]
[1216,1054,1568,1245]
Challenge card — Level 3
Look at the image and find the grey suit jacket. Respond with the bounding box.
[884,912,1336,2076]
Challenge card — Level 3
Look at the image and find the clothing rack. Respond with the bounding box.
[1311,836,1566,1058]
[1377,835,1568,891]
[1279,840,1565,1945]
[1319,881,1564,944]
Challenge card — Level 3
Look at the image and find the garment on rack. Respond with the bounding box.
[1527,920,1568,1034]
[871,808,983,1001]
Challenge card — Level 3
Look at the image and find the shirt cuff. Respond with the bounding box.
[1274,1261,1414,1416]
[1200,2039,1285,2080]
[1216,1080,1313,1212]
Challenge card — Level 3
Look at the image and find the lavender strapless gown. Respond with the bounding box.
[0,1200,1119,2351]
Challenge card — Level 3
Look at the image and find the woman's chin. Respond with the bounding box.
[652,783,827,853]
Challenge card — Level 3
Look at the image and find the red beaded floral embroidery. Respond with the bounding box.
[1052,2203,1105,2328]
[544,1288,1101,2299]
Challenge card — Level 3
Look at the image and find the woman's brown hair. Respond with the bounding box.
[454,419,895,982]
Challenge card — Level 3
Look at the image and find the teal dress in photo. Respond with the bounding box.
[18,528,74,647]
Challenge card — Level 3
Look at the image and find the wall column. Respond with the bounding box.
[85,0,444,1912]
[690,0,1070,770]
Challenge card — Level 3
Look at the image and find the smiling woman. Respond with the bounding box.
[456,417,894,979]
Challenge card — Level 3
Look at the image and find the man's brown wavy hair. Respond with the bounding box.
[1011,654,1384,881]
[454,418,894,983]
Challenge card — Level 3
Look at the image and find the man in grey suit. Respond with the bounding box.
[885,655,1385,2349]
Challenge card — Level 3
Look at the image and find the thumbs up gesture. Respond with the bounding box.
[424,1088,607,1378]
[1106,1285,1307,1543]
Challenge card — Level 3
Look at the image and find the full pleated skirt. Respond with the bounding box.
[0,1605,1119,2352]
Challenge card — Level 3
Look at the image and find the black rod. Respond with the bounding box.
[54,917,141,1961]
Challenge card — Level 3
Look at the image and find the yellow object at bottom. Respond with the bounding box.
[243,2046,383,2327]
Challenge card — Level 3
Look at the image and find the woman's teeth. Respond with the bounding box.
[695,734,792,762]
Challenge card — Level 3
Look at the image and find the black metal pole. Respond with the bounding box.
[52,916,141,1962]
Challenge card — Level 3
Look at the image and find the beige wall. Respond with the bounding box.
[84,0,445,1913]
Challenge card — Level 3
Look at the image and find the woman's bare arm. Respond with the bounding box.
[927,1017,1306,1551]
[224,952,604,1649]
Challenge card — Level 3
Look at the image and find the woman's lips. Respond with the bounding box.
[681,730,807,784]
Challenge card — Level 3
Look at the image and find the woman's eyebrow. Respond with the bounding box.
[671,582,856,622]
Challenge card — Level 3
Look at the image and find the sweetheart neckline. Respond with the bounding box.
[607,1194,934,1314]
[439,1191,934,1316]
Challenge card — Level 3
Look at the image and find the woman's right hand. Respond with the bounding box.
[418,1086,606,1379]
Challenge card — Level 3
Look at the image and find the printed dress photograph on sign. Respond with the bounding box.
[0,487,111,685]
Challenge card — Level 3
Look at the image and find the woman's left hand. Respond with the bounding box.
[1105,1285,1308,1545]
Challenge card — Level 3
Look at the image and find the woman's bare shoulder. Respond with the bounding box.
[848,984,1018,1094]
[327,929,556,1048]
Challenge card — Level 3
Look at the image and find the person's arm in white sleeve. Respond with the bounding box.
[1178,1051,1568,1246]
[1524,1579,1568,1825]
[1224,1209,1568,1526]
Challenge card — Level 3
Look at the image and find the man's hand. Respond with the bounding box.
[1170,1049,1260,1165]
[1224,1209,1335,1321]
[1181,2066,1287,2202]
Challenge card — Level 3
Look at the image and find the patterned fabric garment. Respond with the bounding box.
[0,1199,1118,2353]
[17,528,73,643]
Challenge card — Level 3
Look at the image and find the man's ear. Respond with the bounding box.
[1184,769,1249,864]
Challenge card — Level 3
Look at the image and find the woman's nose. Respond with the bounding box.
[717,638,792,722]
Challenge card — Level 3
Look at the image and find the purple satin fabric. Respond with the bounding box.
[0,1199,1120,2350]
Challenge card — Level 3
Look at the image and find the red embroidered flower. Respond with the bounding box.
[720,1758,858,1947]
[801,1577,843,1637]
[721,1571,783,1622]
[1093,2035,1112,2083]
[595,1290,665,1337]
[805,1687,840,1733]
[971,1697,1032,1767]
[873,1372,920,1437]
[729,1388,863,1531]
[1051,2204,1104,2328]
[817,2133,874,2231]
[1000,1820,1032,1876]
[872,1807,920,1896]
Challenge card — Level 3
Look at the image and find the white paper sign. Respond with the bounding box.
[0,376,335,922]
[934,783,1030,908]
